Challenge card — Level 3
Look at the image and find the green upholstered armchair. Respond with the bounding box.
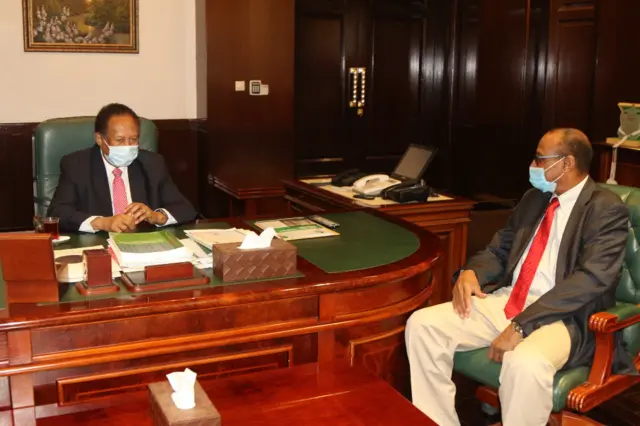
[453,183,640,426]
[32,116,158,216]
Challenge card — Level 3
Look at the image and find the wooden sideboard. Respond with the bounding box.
[283,180,475,305]
[593,142,640,187]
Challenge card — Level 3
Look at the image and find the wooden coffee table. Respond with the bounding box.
[36,362,436,425]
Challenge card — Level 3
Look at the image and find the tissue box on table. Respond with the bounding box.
[213,238,297,282]
[148,380,220,426]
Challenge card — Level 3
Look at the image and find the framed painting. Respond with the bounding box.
[22,0,139,53]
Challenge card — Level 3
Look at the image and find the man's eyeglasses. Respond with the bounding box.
[533,154,562,166]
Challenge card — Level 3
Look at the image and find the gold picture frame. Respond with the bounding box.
[22,0,139,53]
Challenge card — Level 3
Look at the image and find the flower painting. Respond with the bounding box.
[23,0,138,53]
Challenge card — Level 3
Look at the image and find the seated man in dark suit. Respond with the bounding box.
[405,129,633,426]
[48,103,197,233]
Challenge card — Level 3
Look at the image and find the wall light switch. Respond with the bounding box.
[249,80,269,96]
[249,80,262,95]
[234,81,245,91]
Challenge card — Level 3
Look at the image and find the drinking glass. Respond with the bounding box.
[34,216,60,240]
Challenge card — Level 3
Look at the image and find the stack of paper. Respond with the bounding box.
[254,217,339,241]
[108,231,193,269]
[183,228,250,248]
[179,238,213,269]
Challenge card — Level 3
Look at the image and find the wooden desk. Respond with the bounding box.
[283,179,475,304]
[36,362,436,425]
[0,210,440,424]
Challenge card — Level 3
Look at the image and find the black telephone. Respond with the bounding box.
[381,180,434,203]
[331,168,367,187]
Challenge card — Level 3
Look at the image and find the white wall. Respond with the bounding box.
[0,0,203,122]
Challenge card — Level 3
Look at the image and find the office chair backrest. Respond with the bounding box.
[599,183,640,356]
[33,116,158,216]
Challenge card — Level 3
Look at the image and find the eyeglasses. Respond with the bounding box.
[533,154,562,166]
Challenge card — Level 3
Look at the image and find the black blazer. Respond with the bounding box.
[47,146,197,232]
[464,178,636,374]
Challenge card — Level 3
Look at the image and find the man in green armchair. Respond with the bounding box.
[48,103,196,233]
[405,128,634,426]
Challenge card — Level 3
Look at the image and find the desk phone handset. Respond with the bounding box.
[352,174,401,196]
[352,174,390,189]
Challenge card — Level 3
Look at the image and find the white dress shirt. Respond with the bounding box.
[79,155,177,232]
[510,176,589,297]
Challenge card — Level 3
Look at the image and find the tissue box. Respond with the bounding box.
[213,238,297,282]
[149,380,220,426]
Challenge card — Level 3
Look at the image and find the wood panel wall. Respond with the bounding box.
[289,0,640,201]
[205,0,295,196]
[0,119,205,231]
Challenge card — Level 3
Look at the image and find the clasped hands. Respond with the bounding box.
[453,270,523,363]
[91,203,167,233]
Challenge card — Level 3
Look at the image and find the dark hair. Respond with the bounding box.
[553,128,593,174]
[94,103,140,135]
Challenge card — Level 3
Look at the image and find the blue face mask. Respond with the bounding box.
[103,141,139,168]
[529,156,565,193]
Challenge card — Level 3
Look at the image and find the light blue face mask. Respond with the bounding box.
[103,140,139,168]
[529,156,565,193]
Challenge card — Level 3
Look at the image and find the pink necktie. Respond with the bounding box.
[112,168,128,215]
[504,198,560,319]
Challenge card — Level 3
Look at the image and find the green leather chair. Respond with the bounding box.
[453,183,640,425]
[33,116,158,216]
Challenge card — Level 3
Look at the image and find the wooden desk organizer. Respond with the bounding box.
[0,233,59,303]
[75,249,119,296]
[213,239,297,282]
[121,262,210,292]
[148,380,221,426]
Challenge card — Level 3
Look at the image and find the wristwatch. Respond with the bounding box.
[511,321,524,337]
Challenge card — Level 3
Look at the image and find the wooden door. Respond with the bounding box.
[294,0,364,177]
[358,0,451,186]
[294,0,452,188]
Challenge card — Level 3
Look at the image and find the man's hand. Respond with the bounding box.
[488,324,523,363]
[452,270,487,318]
[124,203,167,226]
[91,214,136,233]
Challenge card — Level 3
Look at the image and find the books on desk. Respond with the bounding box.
[254,217,339,241]
[108,231,193,269]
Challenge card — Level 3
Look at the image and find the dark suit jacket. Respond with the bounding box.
[47,146,197,232]
[464,177,635,374]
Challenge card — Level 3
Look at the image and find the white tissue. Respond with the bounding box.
[239,227,276,250]
[166,368,197,410]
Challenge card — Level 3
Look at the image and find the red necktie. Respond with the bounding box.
[112,168,128,215]
[504,197,560,319]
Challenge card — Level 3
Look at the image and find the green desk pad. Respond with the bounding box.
[249,211,420,274]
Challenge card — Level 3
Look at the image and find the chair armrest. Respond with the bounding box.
[587,303,640,386]
[589,304,640,333]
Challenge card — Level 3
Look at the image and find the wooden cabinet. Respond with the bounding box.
[294,0,453,189]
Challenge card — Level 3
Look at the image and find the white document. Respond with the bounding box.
[179,238,213,269]
[184,228,251,248]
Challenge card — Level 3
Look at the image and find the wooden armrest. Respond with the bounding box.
[586,304,640,386]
